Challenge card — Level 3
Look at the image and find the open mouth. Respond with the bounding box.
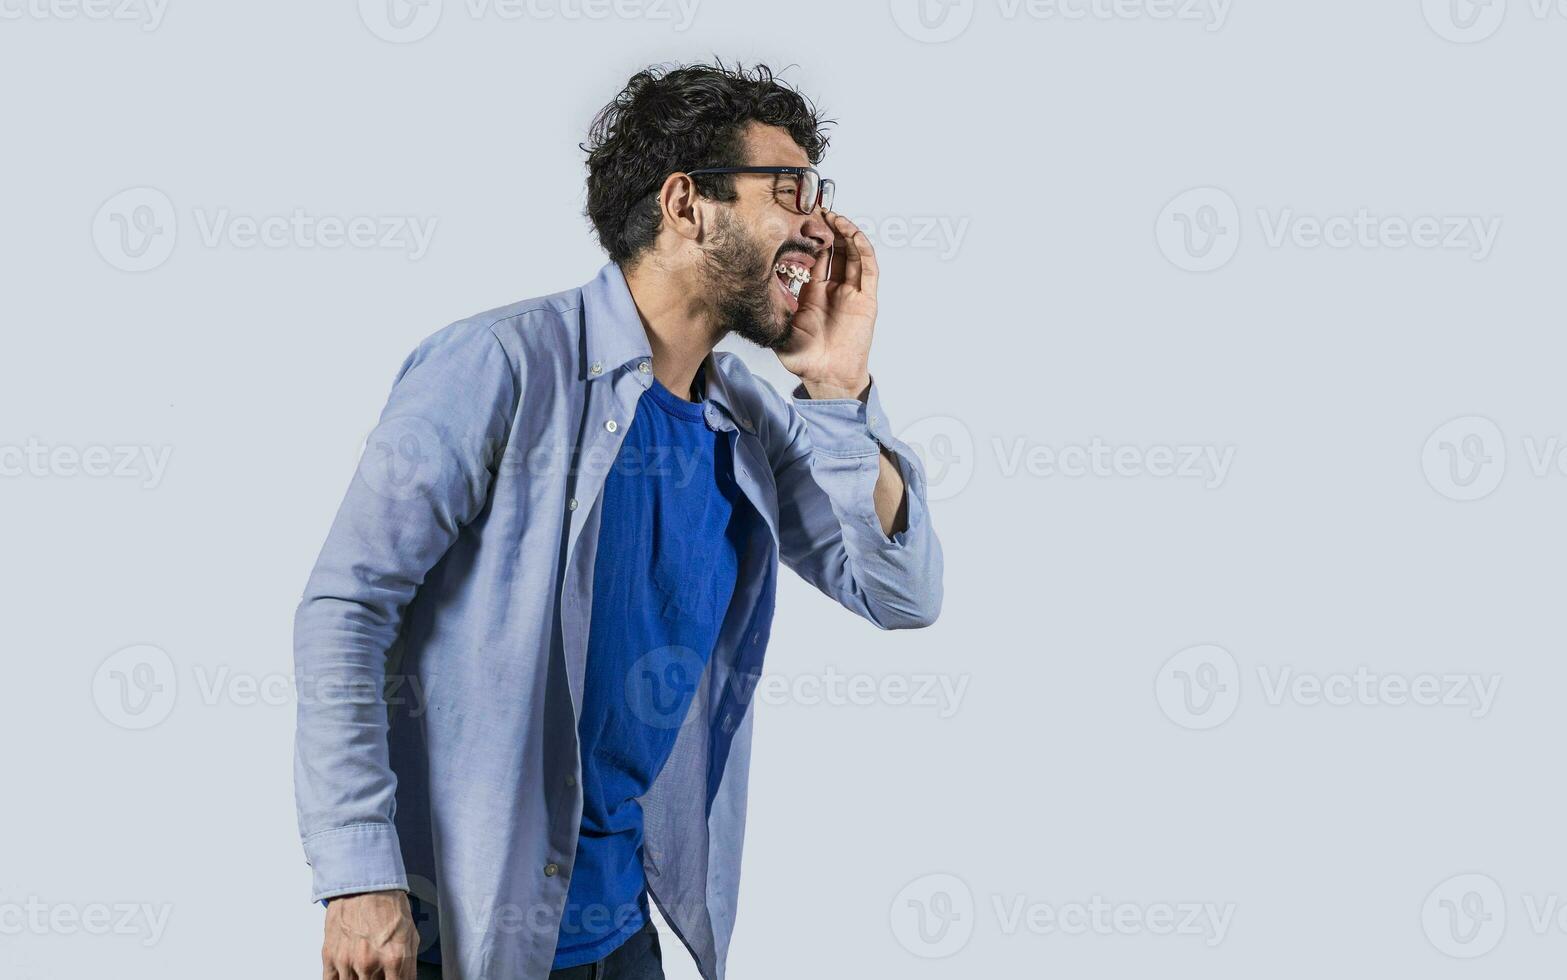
[773,259,811,309]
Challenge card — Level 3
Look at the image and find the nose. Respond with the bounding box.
[801,210,832,255]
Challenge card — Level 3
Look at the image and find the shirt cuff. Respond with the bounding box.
[790,378,892,459]
[791,378,930,547]
[302,823,409,903]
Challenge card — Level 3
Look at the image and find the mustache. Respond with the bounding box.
[773,239,824,264]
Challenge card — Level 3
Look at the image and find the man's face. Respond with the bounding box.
[697,123,833,350]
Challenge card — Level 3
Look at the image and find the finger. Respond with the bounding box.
[387,943,416,980]
[828,211,878,291]
[384,950,412,980]
[824,211,859,287]
[351,955,383,980]
[798,252,830,308]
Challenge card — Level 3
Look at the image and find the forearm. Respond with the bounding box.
[294,593,410,900]
[873,448,909,537]
[800,375,908,538]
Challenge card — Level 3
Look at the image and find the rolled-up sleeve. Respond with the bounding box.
[293,320,518,902]
[772,378,943,630]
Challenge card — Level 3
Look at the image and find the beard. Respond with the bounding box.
[699,209,792,350]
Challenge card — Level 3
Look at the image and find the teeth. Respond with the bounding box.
[773,261,811,285]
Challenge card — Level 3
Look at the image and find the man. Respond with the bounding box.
[295,62,943,980]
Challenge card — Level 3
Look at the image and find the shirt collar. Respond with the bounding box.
[699,351,752,434]
[580,261,653,381]
[580,261,753,435]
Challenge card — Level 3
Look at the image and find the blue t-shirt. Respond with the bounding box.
[551,371,748,967]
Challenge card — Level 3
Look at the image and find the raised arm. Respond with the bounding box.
[773,379,943,629]
[773,212,942,628]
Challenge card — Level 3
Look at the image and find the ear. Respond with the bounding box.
[657,172,705,244]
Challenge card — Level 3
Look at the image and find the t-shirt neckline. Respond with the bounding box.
[644,369,707,422]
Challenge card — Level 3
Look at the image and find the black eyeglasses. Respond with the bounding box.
[683,166,835,216]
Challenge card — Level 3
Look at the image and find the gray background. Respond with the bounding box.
[3,0,1562,975]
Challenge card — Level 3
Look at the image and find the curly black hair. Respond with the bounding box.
[583,61,832,265]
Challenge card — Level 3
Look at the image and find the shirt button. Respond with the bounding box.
[565,774,577,787]
[589,362,603,376]
[544,863,559,877]
[605,419,618,433]
[567,498,578,511]
[638,361,651,374]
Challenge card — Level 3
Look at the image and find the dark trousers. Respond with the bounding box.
[414,919,665,980]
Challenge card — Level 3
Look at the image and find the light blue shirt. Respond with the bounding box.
[293,262,943,979]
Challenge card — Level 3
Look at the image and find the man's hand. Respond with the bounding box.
[779,211,877,400]
[322,890,419,980]
[780,212,910,537]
